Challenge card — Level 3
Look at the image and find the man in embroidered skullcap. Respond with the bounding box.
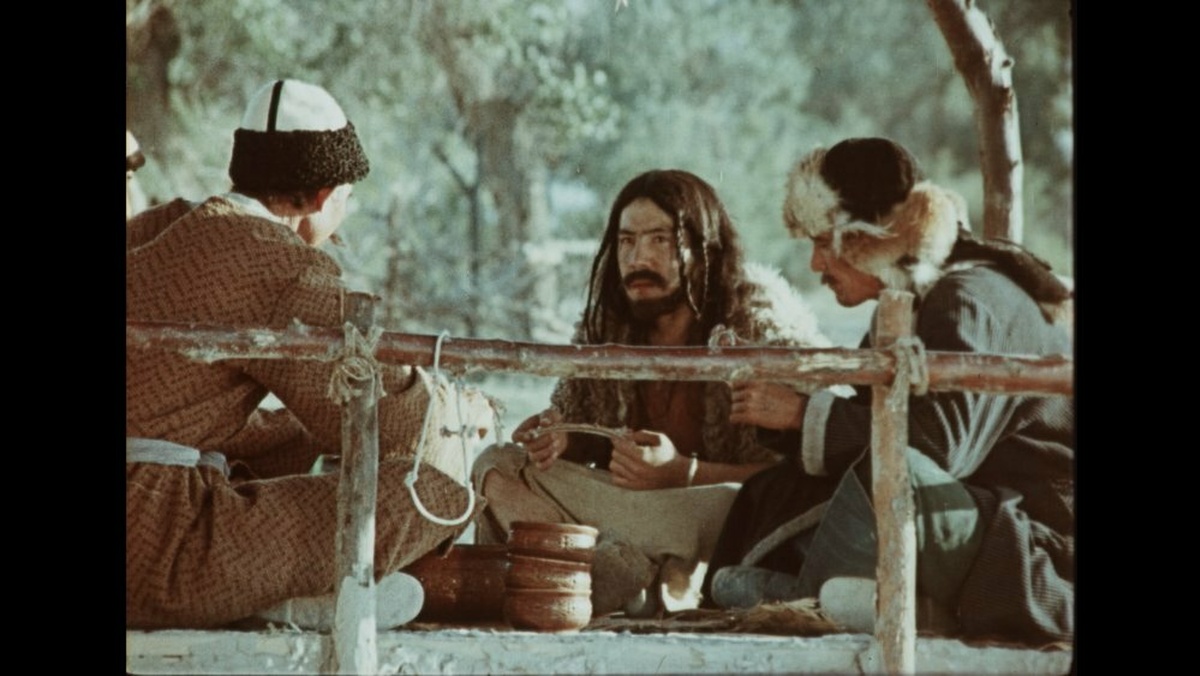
[126,79,480,629]
[470,169,843,617]
[704,137,1074,645]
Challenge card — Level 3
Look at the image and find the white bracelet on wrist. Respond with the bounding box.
[686,454,699,487]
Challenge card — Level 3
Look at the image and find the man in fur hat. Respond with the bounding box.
[127,79,478,629]
[471,169,840,616]
[704,137,1074,644]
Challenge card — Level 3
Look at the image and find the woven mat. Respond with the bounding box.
[403,599,843,637]
[585,598,843,636]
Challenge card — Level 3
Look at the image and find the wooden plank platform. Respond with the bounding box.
[126,627,1072,674]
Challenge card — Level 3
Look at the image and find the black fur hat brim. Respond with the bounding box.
[229,122,369,193]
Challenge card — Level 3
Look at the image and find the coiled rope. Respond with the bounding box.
[405,331,477,527]
[886,336,929,409]
[327,324,387,405]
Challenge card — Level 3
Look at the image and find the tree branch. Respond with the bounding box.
[432,143,474,196]
[926,0,1024,242]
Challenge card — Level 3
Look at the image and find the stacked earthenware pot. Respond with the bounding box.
[503,521,599,632]
[404,544,510,622]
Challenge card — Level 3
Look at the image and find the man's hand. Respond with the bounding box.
[609,430,688,490]
[513,408,567,471]
[730,381,807,430]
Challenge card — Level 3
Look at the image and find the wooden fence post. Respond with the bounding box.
[871,290,917,674]
[330,292,381,675]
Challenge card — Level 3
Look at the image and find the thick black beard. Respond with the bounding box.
[628,285,688,323]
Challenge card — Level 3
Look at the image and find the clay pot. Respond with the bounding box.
[503,589,593,632]
[403,544,509,622]
[507,521,598,563]
[506,554,592,592]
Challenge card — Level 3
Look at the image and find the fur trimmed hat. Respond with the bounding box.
[228,79,370,193]
[782,137,968,294]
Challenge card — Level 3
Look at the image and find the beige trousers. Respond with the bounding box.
[472,444,742,612]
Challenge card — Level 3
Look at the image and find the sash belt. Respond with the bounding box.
[126,437,230,477]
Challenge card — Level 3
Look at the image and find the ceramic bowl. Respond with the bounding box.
[506,554,592,592]
[403,544,509,622]
[503,588,593,632]
[507,521,598,563]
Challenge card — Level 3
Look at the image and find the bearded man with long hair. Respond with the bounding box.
[471,169,840,616]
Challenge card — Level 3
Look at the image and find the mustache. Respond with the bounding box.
[821,274,836,287]
[623,270,668,288]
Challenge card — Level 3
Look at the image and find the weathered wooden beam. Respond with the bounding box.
[871,290,917,674]
[331,293,380,676]
[126,321,1073,396]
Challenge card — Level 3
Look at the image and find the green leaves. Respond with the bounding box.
[127,0,1073,335]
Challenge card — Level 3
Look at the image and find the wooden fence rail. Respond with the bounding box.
[126,323,1072,396]
[126,291,1072,675]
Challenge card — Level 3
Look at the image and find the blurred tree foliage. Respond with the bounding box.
[127,0,1073,343]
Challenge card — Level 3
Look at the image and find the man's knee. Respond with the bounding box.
[470,442,524,488]
[480,469,524,501]
[469,443,565,529]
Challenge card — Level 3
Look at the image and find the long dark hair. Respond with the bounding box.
[582,169,751,343]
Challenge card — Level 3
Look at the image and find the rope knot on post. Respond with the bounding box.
[886,336,929,410]
[327,323,387,406]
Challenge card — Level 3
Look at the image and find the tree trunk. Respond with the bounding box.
[381,191,415,330]
[126,0,181,157]
[926,0,1023,243]
[419,4,553,339]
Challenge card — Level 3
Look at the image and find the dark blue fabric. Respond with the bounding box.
[710,265,1074,644]
[793,449,983,606]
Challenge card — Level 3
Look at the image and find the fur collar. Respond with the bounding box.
[739,262,834,348]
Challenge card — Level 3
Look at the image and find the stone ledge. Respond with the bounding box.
[127,628,1072,674]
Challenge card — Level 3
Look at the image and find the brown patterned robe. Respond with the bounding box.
[126,196,474,628]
